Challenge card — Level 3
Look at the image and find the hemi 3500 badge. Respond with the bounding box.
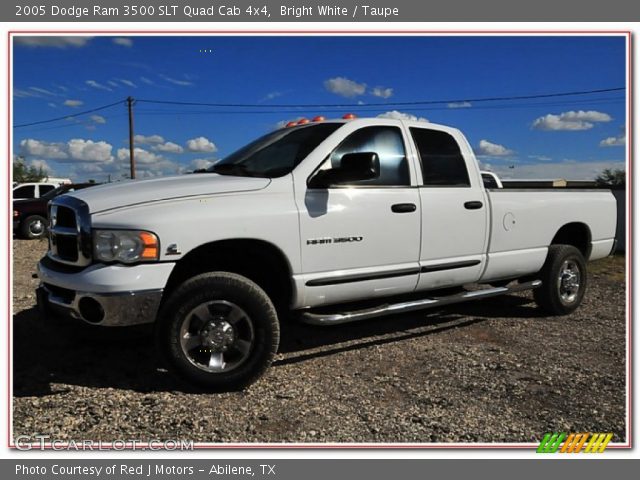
[307,236,363,245]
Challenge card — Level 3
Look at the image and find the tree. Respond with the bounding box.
[13,156,47,183]
[595,168,625,188]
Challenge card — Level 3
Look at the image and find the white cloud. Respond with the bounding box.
[68,139,113,162]
[19,139,68,159]
[119,79,137,88]
[370,86,393,99]
[108,80,120,88]
[14,89,36,98]
[140,77,154,85]
[134,134,165,145]
[274,117,305,129]
[448,101,472,109]
[160,74,193,86]
[532,110,612,131]
[377,111,428,123]
[64,99,83,107]
[29,87,56,96]
[28,159,52,173]
[90,115,106,124]
[261,91,283,102]
[324,77,366,97]
[600,135,625,147]
[528,155,552,162]
[14,36,92,48]
[86,80,112,91]
[190,158,216,170]
[488,160,625,181]
[153,141,184,154]
[48,103,57,108]
[186,136,217,153]
[112,37,133,47]
[475,139,514,157]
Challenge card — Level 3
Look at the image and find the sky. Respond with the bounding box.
[12,35,626,182]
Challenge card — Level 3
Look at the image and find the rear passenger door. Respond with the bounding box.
[408,126,489,290]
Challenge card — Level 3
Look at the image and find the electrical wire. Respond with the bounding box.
[13,99,125,128]
[135,87,625,109]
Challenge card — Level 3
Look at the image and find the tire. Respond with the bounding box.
[533,245,587,315]
[20,215,47,239]
[156,272,280,391]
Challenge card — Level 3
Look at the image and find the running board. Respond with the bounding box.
[299,280,542,326]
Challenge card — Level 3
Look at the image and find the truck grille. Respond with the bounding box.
[48,195,92,267]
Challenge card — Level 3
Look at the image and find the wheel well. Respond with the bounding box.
[163,239,293,312]
[551,223,592,258]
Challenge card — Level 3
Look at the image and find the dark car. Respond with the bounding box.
[13,183,98,239]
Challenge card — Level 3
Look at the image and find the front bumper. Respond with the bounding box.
[36,284,163,326]
[36,257,175,327]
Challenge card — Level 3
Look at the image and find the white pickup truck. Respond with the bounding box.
[36,117,617,390]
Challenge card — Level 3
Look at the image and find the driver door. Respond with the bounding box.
[295,125,422,307]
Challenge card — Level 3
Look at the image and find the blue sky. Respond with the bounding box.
[12,35,626,182]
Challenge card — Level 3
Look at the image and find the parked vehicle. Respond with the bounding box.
[36,117,617,389]
[13,182,59,200]
[14,183,97,239]
[480,170,503,189]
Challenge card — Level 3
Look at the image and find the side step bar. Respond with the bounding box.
[300,280,542,326]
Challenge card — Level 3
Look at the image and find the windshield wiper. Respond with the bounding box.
[209,164,254,177]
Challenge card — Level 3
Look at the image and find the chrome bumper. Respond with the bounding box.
[37,284,162,327]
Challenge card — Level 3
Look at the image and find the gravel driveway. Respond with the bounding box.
[12,238,627,444]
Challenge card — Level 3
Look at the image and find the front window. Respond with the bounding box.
[207,123,342,178]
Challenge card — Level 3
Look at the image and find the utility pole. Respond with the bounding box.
[127,96,136,179]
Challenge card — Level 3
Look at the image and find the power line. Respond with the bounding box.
[134,96,625,117]
[13,99,125,128]
[136,86,625,109]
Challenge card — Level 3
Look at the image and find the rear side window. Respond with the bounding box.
[39,185,55,195]
[13,185,35,198]
[410,128,470,187]
[322,126,410,186]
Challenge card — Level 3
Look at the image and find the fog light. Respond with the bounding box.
[78,297,105,324]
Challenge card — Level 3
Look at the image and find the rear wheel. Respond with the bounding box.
[156,272,279,391]
[21,215,47,239]
[534,245,587,315]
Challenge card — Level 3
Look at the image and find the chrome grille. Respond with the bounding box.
[48,195,92,266]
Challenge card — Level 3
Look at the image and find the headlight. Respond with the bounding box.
[93,230,159,264]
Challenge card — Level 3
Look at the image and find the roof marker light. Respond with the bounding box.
[285,121,297,127]
[342,113,357,120]
[312,116,326,122]
[297,118,310,125]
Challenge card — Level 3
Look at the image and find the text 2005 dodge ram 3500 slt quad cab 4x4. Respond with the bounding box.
[37,117,617,389]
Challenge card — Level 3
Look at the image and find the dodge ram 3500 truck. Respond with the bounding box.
[36,117,617,390]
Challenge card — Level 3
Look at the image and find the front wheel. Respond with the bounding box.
[533,245,587,315]
[21,215,47,239]
[156,272,280,391]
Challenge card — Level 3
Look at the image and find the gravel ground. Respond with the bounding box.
[12,238,627,444]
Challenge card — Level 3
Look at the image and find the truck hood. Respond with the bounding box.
[67,174,271,213]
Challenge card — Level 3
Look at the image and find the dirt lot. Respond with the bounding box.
[12,239,627,444]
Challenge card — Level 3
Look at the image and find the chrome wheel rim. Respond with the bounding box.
[29,220,44,236]
[179,300,254,373]
[557,260,581,304]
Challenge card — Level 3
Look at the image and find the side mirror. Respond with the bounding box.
[309,152,380,188]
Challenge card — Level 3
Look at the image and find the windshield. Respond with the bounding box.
[42,185,69,200]
[206,123,342,178]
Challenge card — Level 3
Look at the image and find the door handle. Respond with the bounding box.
[391,203,417,213]
[464,201,483,210]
